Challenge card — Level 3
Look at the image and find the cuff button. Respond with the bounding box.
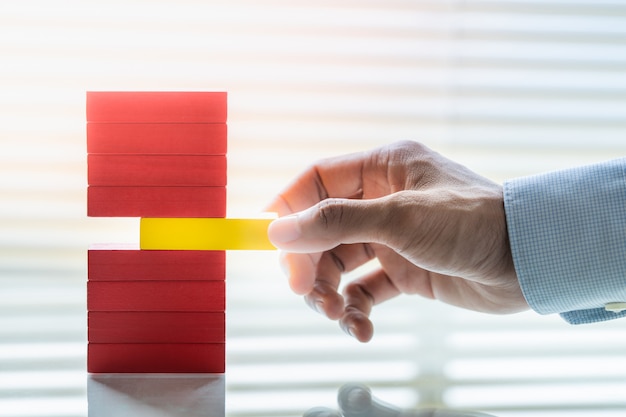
[604,302,626,313]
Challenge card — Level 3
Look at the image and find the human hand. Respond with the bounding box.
[266,141,528,342]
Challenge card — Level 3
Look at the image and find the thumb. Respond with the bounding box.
[267,198,387,253]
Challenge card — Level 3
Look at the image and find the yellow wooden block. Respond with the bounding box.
[140,218,276,250]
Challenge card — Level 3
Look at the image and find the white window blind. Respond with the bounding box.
[1,1,626,416]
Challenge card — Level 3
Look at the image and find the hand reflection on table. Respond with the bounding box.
[304,383,496,417]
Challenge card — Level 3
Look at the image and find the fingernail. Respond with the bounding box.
[347,327,356,338]
[268,214,301,245]
[341,324,356,338]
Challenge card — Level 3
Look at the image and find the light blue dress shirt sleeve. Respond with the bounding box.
[503,158,626,324]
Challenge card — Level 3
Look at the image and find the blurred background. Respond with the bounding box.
[1,0,626,416]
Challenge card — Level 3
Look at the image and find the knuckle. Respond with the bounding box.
[317,198,345,229]
[343,282,374,305]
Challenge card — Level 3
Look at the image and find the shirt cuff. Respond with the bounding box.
[503,158,626,324]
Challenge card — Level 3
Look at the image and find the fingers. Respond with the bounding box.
[264,150,369,217]
[282,240,376,299]
[340,268,401,343]
[290,247,404,343]
[303,252,345,320]
[278,251,321,295]
[269,196,404,342]
[301,243,377,319]
[264,142,405,218]
[280,241,394,342]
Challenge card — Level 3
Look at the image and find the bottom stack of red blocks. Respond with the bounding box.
[87,244,226,373]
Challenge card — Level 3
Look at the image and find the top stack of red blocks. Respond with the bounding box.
[86,92,228,374]
[87,91,227,218]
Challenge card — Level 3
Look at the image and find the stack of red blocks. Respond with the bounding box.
[86,92,228,373]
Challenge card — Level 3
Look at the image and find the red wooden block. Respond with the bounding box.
[87,186,226,218]
[88,245,225,281]
[87,123,227,155]
[88,311,225,343]
[88,343,225,373]
[87,154,227,186]
[87,281,225,312]
[86,92,227,123]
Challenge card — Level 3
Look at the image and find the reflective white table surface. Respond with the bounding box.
[87,374,225,417]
